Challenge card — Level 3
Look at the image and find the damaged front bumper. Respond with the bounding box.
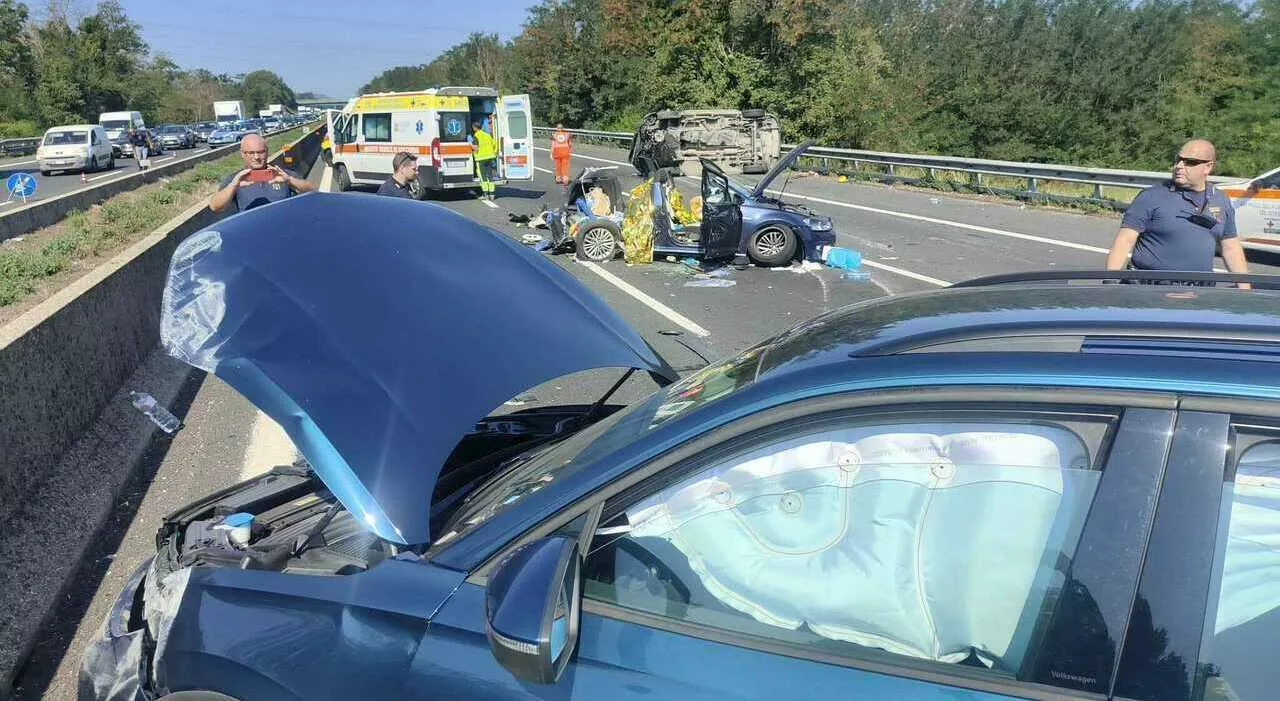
[79,559,190,701]
[79,558,153,701]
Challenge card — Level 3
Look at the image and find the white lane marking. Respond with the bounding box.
[149,155,174,163]
[578,261,711,337]
[3,159,38,168]
[535,166,554,175]
[240,410,298,481]
[87,169,131,182]
[862,260,949,287]
[537,147,1112,254]
[481,197,499,209]
[320,164,333,192]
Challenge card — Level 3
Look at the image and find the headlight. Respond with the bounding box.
[804,217,833,232]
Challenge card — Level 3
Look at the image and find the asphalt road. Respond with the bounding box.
[0,144,219,209]
[15,140,1280,699]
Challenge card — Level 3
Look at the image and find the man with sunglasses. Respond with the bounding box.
[1105,139,1250,288]
[210,133,315,214]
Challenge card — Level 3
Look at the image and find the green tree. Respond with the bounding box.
[237,69,296,115]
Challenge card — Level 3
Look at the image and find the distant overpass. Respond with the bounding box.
[297,97,352,111]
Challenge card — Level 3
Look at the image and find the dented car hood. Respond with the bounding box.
[161,193,678,545]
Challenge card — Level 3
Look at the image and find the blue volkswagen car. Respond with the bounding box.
[82,194,1280,701]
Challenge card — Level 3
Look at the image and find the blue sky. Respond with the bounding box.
[112,0,535,97]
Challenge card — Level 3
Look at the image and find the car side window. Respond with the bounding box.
[362,113,391,143]
[704,171,728,205]
[583,410,1110,681]
[1197,432,1280,701]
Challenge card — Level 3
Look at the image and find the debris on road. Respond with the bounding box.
[685,278,736,288]
[520,233,544,245]
[823,246,863,271]
[129,391,181,434]
[775,260,825,273]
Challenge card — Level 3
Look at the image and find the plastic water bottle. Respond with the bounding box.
[841,270,872,282]
[129,391,181,434]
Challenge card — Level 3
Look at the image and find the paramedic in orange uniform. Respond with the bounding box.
[551,124,572,185]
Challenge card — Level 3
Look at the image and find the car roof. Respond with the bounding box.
[756,283,1280,377]
[46,124,97,132]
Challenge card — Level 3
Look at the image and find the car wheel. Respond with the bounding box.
[576,221,622,262]
[334,164,351,192]
[747,225,797,267]
[107,156,114,170]
[741,108,768,119]
[87,155,97,172]
[40,169,50,176]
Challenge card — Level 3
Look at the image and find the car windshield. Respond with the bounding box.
[43,131,88,145]
[100,120,129,131]
[197,123,215,129]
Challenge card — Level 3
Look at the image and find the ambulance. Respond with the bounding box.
[326,87,534,196]
[1222,166,1280,255]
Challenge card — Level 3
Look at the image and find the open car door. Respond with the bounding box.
[1223,166,1280,254]
[497,94,534,181]
[700,159,743,260]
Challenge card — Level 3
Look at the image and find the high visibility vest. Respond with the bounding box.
[551,130,571,159]
[472,129,497,161]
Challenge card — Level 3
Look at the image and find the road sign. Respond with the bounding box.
[5,172,36,203]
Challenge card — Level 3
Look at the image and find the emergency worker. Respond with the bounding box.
[471,121,498,202]
[551,124,572,184]
[1105,139,1250,288]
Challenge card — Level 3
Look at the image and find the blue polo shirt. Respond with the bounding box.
[218,169,301,212]
[1122,183,1237,271]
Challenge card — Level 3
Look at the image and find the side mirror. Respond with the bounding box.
[485,536,581,684]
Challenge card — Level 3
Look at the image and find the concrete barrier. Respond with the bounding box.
[0,123,324,696]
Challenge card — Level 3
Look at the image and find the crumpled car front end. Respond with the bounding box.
[79,561,189,701]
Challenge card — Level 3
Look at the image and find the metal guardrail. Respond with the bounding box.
[533,126,1236,208]
[0,137,40,158]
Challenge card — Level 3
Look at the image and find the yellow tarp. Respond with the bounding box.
[669,187,699,225]
[622,180,655,264]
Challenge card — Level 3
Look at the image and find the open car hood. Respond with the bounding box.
[751,140,816,199]
[161,193,678,545]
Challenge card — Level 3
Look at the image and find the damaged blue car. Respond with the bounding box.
[82,192,1280,701]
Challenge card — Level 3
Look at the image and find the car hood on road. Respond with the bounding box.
[160,193,678,545]
[751,140,815,199]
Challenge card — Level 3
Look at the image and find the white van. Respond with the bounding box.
[36,124,114,175]
[99,111,146,156]
[327,87,534,196]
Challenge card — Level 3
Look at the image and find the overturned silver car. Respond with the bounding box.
[628,109,781,177]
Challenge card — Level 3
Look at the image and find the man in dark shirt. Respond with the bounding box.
[210,133,315,214]
[1106,139,1250,288]
[376,151,419,199]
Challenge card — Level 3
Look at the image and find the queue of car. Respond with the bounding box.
[29,113,315,176]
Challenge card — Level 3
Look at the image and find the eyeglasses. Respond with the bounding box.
[241,150,268,156]
[1174,155,1212,166]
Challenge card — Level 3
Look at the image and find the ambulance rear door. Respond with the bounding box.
[1224,166,1280,254]
[497,94,534,181]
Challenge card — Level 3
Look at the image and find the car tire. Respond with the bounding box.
[747,225,797,267]
[576,220,622,262]
[87,155,97,172]
[107,155,114,170]
[335,164,351,192]
[40,169,50,176]
[741,108,768,119]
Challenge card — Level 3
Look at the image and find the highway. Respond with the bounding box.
[12,138,1280,699]
[0,144,220,208]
